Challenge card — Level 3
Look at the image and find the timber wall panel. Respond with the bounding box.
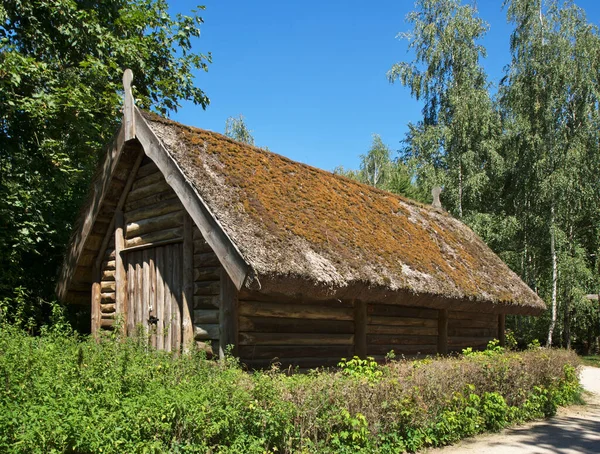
[192,226,221,356]
[366,303,438,358]
[238,297,355,369]
[98,234,116,329]
[448,310,497,351]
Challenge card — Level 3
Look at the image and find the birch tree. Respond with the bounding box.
[500,0,600,346]
[388,0,500,219]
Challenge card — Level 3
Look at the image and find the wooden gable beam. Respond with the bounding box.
[57,125,126,301]
[134,107,250,290]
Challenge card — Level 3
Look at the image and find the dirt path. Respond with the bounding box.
[427,366,600,454]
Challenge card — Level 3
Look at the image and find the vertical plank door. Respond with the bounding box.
[125,243,184,351]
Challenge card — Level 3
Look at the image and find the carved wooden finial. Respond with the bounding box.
[123,69,135,141]
[432,186,442,209]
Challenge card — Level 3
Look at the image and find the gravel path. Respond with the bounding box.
[427,366,600,454]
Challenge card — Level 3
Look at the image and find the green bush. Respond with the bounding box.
[0,325,581,453]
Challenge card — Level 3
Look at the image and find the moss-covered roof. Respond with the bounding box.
[142,111,545,314]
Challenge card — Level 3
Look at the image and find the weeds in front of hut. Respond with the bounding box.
[0,323,581,453]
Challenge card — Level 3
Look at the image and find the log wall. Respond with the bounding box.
[98,238,116,330]
[366,304,439,359]
[448,310,498,352]
[94,156,222,354]
[193,225,221,356]
[237,296,355,369]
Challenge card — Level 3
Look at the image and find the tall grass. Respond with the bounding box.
[0,324,580,453]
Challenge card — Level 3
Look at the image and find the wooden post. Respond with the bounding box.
[91,264,101,336]
[182,214,194,351]
[498,314,506,347]
[354,300,367,359]
[219,269,239,359]
[123,69,135,141]
[115,210,127,335]
[437,309,448,355]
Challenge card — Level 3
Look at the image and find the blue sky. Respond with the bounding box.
[170,1,600,172]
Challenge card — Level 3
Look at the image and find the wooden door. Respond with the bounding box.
[125,243,183,351]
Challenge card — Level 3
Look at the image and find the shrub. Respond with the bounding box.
[0,324,581,453]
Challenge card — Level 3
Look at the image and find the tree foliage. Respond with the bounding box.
[0,0,211,329]
[388,0,501,219]
[225,114,255,145]
[334,134,417,199]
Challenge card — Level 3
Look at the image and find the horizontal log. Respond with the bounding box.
[194,281,220,296]
[239,316,354,334]
[100,303,116,313]
[367,316,438,328]
[104,248,115,260]
[100,318,115,329]
[125,196,182,224]
[449,311,497,322]
[367,334,438,346]
[100,281,116,293]
[239,332,354,346]
[126,180,171,203]
[124,227,183,249]
[239,345,353,360]
[194,309,219,324]
[448,319,496,329]
[367,325,438,336]
[239,301,353,321]
[100,292,115,304]
[124,189,180,213]
[194,295,220,309]
[367,304,438,319]
[102,269,115,281]
[238,293,354,308]
[241,357,342,370]
[448,328,496,338]
[126,210,184,239]
[367,344,437,356]
[193,252,220,268]
[135,161,159,179]
[131,168,164,191]
[194,267,221,281]
[194,324,220,340]
[193,238,213,254]
[448,337,493,347]
[104,260,116,271]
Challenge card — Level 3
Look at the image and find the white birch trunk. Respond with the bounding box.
[547,205,558,347]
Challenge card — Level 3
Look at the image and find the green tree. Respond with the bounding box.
[225,115,255,145]
[334,134,417,200]
[0,0,211,329]
[500,0,600,347]
[388,0,500,218]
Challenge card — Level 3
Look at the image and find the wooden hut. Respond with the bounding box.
[57,72,545,368]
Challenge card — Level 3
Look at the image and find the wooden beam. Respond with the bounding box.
[123,69,135,141]
[182,214,194,351]
[115,210,127,335]
[219,268,239,358]
[498,313,506,347]
[91,265,101,336]
[134,108,250,290]
[437,309,448,355]
[57,125,125,301]
[354,300,367,359]
[95,150,145,271]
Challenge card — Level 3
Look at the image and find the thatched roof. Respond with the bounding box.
[140,111,545,315]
